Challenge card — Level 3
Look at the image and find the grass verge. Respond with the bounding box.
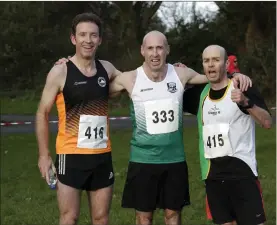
[1,127,276,224]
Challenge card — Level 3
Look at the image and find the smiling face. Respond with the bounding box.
[202,45,228,83]
[71,21,102,60]
[141,31,169,72]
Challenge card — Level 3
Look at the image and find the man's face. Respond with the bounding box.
[202,47,227,83]
[141,35,169,71]
[71,22,102,59]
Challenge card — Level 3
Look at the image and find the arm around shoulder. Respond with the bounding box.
[175,66,208,86]
[109,71,130,96]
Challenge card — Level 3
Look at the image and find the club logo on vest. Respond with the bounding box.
[167,82,177,93]
[98,77,106,87]
[208,105,221,116]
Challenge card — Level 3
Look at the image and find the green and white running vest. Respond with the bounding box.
[130,64,185,164]
[197,80,256,180]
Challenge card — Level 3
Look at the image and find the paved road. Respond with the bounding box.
[1,115,199,135]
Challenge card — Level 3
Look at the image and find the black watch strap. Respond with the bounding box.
[242,99,254,109]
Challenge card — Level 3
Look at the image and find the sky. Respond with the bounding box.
[157,1,219,28]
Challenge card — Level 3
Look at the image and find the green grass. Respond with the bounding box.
[1,97,130,117]
[1,127,276,225]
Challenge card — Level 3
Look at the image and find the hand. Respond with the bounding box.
[54,56,71,65]
[232,73,252,92]
[38,155,53,185]
[231,82,248,106]
[173,62,187,68]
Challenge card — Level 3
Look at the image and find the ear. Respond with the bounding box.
[167,44,170,56]
[98,37,102,46]
[225,59,230,71]
[141,45,145,57]
[70,33,76,46]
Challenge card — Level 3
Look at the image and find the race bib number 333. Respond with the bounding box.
[144,99,179,135]
[77,115,108,149]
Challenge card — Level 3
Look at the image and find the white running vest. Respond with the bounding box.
[131,64,184,135]
[202,80,257,176]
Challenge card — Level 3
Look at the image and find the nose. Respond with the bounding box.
[85,34,92,43]
[152,48,158,57]
[208,60,214,67]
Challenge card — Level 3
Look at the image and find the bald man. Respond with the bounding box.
[183,45,271,225]
[109,33,251,225]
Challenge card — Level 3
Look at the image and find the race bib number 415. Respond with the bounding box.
[144,99,179,135]
[77,115,108,149]
[202,123,233,158]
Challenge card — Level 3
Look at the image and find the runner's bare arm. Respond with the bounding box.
[174,66,252,91]
[109,71,135,96]
[36,65,65,157]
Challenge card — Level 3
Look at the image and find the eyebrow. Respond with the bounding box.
[203,57,220,60]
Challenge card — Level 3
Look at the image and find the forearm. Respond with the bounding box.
[248,106,272,129]
[36,112,50,156]
[245,102,272,129]
[187,74,208,85]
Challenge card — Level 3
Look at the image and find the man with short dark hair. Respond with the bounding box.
[36,13,122,225]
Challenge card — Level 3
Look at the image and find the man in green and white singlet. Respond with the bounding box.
[110,31,251,225]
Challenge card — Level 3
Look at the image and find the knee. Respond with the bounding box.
[136,213,153,225]
[92,212,109,225]
[164,210,180,224]
[60,211,79,225]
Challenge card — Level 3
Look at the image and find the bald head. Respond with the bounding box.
[141,30,169,72]
[202,45,228,62]
[142,30,168,47]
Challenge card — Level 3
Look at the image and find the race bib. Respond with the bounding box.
[77,115,108,149]
[144,99,179,134]
[202,123,233,158]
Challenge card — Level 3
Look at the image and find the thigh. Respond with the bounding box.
[86,156,114,191]
[205,179,234,224]
[87,185,113,219]
[56,180,82,216]
[121,162,161,212]
[55,154,90,190]
[163,161,190,210]
[231,179,266,225]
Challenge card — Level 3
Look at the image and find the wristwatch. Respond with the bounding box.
[242,99,254,109]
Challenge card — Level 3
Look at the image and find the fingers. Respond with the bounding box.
[241,75,246,92]
[233,79,238,89]
[173,62,186,67]
[45,170,50,185]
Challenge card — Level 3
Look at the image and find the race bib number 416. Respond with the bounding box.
[77,115,108,149]
[144,99,179,135]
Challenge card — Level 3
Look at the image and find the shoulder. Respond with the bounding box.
[47,64,66,82]
[173,66,196,78]
[98,60,115,72]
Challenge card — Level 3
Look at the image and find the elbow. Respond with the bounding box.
[264,120,272,129]
[262,118,272,129]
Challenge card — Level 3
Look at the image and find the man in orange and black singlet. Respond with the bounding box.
[36,13,122,225]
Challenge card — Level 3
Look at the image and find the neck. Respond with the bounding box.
[142,62,167,82]
[210,74,229,90]
[72,54,95,70]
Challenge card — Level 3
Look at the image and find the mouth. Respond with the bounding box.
[208,70,217,75]
[151,59,160,65]
[82,46,94,51]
